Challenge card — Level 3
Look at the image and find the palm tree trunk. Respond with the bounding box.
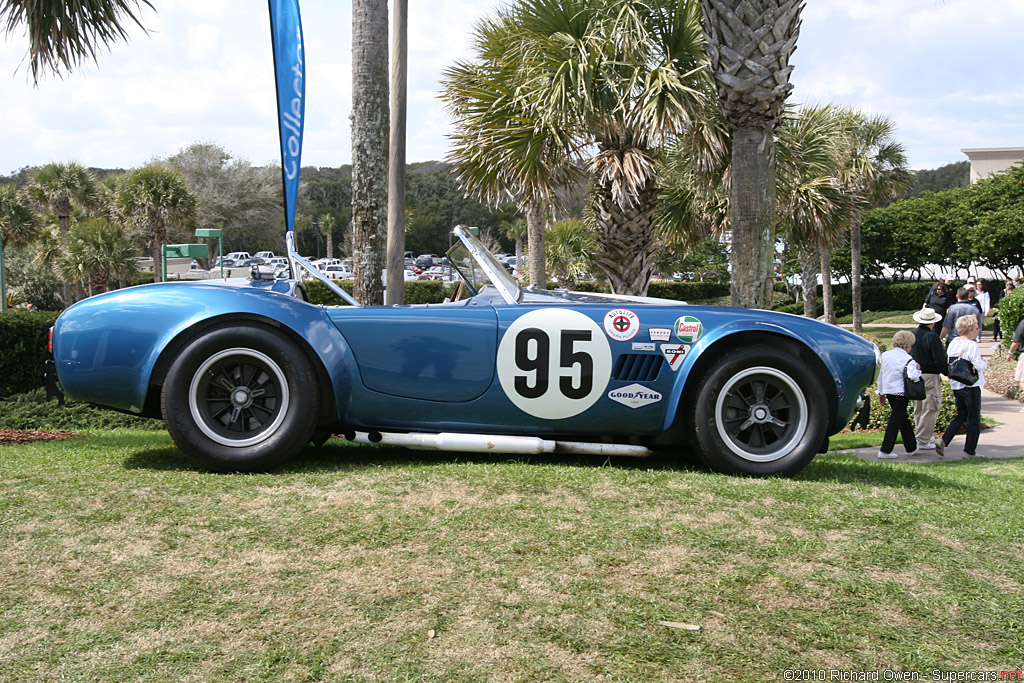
[59,214,73,306]
[351,0,389,305]
[729,127,776,309]
[590,182,660,297]
[525,202,545,288]
[851,215,863,334]
[799,247,818,318]
[820,244,835,325]
[385,0,407,306]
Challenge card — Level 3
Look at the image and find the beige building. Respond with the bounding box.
[960,146,1024,183]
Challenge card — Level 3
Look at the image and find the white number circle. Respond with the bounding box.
[496,309,612,419]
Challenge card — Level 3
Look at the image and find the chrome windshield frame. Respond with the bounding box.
[285,231,361,307]
[448,226,521,305]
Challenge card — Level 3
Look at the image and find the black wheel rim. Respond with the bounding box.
[188,348,290,447]
[714,366,808,462]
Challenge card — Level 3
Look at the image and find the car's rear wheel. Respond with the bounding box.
[161,323,319,472]
[688,344,827,477]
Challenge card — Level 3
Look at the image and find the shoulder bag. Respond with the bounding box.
[903,360,926,400]
[948,348,979,385]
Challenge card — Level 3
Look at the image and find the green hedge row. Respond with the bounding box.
[0,309,60,398]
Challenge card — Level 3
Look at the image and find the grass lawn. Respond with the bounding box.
[2,431,1022,682]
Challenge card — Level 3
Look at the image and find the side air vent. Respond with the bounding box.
[612,354,663,382]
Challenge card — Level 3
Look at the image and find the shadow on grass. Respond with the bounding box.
[121,435,969,492]
[122,437,703,475]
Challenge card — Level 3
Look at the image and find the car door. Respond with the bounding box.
[327,300,498,402]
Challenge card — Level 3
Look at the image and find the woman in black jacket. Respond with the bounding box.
[924,282,950,335]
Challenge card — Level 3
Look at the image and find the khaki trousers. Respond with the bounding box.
[913,373,943,445]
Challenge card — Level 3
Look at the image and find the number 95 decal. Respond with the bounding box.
[497,309,612,419]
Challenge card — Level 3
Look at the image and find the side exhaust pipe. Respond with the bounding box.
[344,431,649,458]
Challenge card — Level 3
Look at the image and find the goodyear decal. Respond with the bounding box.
[608,383,663,409]
[604,308,639,342]
[674,315,703,343]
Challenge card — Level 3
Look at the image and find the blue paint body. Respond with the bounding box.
[52,275,878,447]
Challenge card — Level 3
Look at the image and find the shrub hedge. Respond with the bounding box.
[0,309,60,398]
[997,286,1024,342]
[0,388,162,430]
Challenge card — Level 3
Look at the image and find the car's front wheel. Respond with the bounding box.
[161,323,319,472]
[688,344,827,477]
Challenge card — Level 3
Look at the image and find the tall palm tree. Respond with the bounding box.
[1,0,153,83]
[114,165,197,283]
[0,185,41,311]
[351,0,389,305]
[701,0,803,308]
[833,111,910,333]
[441,13,563,288]
[443,0,710,296]
[25,162,98,305]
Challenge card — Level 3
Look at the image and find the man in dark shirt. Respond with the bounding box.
[940,287,984,342]
[910,308,948,453]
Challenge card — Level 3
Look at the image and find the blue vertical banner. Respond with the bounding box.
[268,0,305,233]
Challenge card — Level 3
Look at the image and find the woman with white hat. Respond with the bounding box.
[910,307,948,453]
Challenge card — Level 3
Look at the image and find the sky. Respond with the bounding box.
[2,0,1023,176]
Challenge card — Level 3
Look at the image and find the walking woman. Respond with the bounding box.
[876,331,921,459]
[942,315,988,458]
[924,282,949,335]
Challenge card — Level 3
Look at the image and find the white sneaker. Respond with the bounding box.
[877,451,898,459]
[917,442,937,450]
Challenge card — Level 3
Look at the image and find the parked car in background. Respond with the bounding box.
[419,266,454,281]
[254,251,276,262]
[225,252,251,263]
[322,265,355,280]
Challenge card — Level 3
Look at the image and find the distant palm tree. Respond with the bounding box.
[834,111,911,333]
[115,166,197,283]
[1,0,153,83]
[545,219,598,289]
[319,213,336,259]
[59,217,138,296]
[775,105,854,319]
[0,185,41,311]
[351,0,389,305]
[25,162,98,305]
[701,0,803,308]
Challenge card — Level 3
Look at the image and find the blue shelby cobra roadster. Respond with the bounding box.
[51,227,880,476]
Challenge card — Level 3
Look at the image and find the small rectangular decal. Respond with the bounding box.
[661,344,689,371]
[649,328,671,342]
[608,383,663,409]
[631,342,655,351]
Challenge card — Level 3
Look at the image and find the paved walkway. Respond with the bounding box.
[837,335,1024,462]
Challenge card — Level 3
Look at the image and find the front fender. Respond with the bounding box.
[660,314,875,434]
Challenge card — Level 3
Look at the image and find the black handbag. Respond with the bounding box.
[948,351,979,385]
[903,361,926,400]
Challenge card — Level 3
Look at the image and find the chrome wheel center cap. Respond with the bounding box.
[751,406,770,422]
[232,388,252,407]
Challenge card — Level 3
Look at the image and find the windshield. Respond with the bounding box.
[447,226,521,305]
